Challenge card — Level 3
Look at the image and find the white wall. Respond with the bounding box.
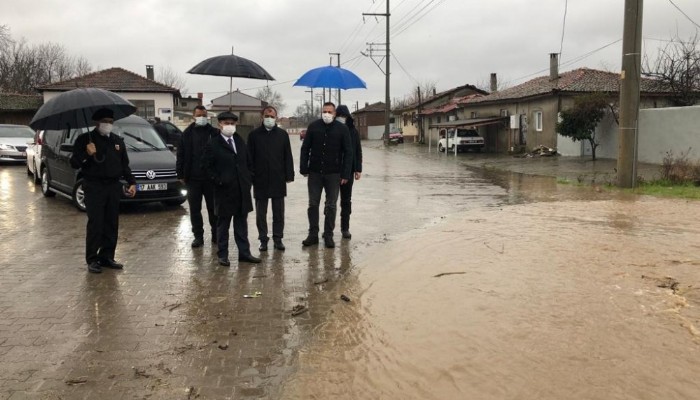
[557,106,700,164]
[42,91,174,121]
[368,125,384,140]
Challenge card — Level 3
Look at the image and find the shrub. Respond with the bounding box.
[660,149,700,184]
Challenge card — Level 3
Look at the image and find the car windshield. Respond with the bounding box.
[0,126,34,138]
[113,123,167,151]
[456,129,479,137]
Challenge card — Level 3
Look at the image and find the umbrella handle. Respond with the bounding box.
[88,131,105,163]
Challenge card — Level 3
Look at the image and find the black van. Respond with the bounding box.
[39,115,187,211]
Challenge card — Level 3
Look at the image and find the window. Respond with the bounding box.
[470,111,478,119]
[500,109,509,117]
[437,116,441,123]
[130,99,156,119]
[534,111,543,131]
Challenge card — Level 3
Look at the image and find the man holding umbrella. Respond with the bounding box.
[176,105,219,248]
[70,108,136,274]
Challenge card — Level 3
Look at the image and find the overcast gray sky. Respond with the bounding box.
[3,0,700,116]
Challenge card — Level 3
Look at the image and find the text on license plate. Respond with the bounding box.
[138,183,167,191]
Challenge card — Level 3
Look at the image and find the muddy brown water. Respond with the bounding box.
[279,197,700,400]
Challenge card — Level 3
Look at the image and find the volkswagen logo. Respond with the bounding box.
[145,170,157,180]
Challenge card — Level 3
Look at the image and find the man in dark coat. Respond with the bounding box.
[300,102,353,248]
[69,108,137,274]
[201,111,261,266]
[176,105,219,248]
[247,106,294,252]
[335,105,363,240]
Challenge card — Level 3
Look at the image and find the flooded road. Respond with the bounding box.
[1,140,698,399]
[280,194,700,399]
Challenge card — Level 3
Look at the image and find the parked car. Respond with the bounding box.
[149,119,183,149]
[389,130,404,144]
[438,128,484,153]
[26,130,44,183]
[0,124,34,163]
[39,115,187,211]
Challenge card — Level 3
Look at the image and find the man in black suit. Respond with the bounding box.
[201,111,261,266]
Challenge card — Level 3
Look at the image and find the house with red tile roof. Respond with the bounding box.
[427,54,677,154]
[37,67,180,122]
[353,101,388,140]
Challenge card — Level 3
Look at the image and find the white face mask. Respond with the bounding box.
[322,112,334,124]
[263,117,276,129]
[221,124,236,137]
[336,117,346,124]
[195,116,208,126]
[98,123,113,136]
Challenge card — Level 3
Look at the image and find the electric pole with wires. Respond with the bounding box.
[363,0,390,143]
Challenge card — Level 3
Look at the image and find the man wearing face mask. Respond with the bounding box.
[247,106,294,252]
[300,102,353,248]
[201,111,261,266]
[70,108,137,274]
[176,105,219,248]
[335,105,363,240]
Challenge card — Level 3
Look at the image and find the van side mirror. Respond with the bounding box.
[166,144,174,151]
[59,144,74,152]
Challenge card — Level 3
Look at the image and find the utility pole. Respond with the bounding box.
[417,86,424,143]
[330,52,341,105]
[305,89,314,119]
[363,0,390,143]
[617,0,643,188]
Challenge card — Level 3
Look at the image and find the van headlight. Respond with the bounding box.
[180,189,188,196]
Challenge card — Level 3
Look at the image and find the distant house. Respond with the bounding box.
[353,102,387,140]
[208,90,267,139]
[0,93,43,125]
[37,67,180,122]
[439,54,677,154]
[173,94,204,130]
[394,84,488,142]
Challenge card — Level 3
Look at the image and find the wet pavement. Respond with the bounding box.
[0,142,697,399]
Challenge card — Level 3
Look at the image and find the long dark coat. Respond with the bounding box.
[201,133,253,216]
[247,125,294,199]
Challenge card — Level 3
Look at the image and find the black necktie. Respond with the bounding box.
[227,138,236,153]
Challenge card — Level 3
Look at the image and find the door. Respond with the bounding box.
[51,128,82,192]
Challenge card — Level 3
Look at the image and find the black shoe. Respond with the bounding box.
[191,238,204,248]
[218,257,230,267]
[302,236,319,247]
[323,236,335,248]
[238,254,262,263]
[259,241,268,252]
[87,262,102,274]
[99,259,123,269]
[341,230,352,239]
[273,239,285,251]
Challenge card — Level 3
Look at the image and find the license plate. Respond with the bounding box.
[138,183,167,191]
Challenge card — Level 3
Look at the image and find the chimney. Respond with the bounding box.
[549,53,559,81]
[433,88,437,96]
[197,92,203,106]
[490,73,498,92]
[365,102,369,107]
[146,65,154,80]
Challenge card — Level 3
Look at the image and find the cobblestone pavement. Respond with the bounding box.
[0,142,629,399]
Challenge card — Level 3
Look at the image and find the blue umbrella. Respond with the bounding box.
[293,65,366,90]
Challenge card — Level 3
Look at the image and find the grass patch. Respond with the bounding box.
[629,181,700,199]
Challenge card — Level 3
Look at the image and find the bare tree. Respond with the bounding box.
[293,101,315,125]
[74,56,93,77]
[643,32,700,106]
[156,66,187,92]
[256,86,286,115]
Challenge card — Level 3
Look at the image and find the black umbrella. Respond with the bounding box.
[30,87,137,131]
[187,52,275,110]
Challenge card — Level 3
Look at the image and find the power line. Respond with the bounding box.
[392,0,432,32]
[668,0,700,29]
[391,50,419,85]
[559,0,568,58]
[393,0,448,38]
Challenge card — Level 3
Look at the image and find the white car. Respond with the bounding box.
[0,124,34,163]
[26,130,44,184]
[438,128,484,153]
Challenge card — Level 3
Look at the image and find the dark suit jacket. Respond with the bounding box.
[201,133,253,216]
[247,125,294,199]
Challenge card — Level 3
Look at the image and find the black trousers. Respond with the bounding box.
[187,179,217,239]
[307,172,340,237]
[83,180,121,264]
[216,212,251,259]
[255,197,285,242]
[339,174,355,232]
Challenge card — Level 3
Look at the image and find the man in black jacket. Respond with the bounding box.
[176,105,219,248]
[201,112,261,266]
[300,102,353,248]
[335,105,363,240]
[69,108,137,274]
[247,106,294,252]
